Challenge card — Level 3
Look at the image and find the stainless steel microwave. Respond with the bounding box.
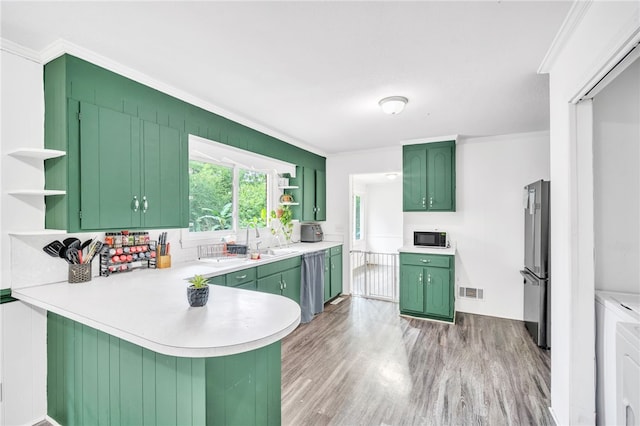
[414,231,448,248]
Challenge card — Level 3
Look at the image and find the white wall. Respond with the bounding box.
[403,132,549,320]
[593,58,640,293]
[365,180,403,254]
[325,132,550,317]
[0,46,48,426]
[325,146,403,293]
[540,1,640,423]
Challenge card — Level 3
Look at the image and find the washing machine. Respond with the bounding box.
[617,322,640,426]
[595,291,640,426]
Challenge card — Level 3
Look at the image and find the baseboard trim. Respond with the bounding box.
[548,406,559,426]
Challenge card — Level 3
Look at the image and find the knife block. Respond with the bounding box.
[157,255,172,269]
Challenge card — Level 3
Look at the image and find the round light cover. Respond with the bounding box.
[379,96,408,114]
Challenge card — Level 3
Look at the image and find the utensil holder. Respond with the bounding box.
[68,263,92,284]
[157,255,172,269]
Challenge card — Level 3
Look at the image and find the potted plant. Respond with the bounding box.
[187,274,209,307]
[264,205,294,245]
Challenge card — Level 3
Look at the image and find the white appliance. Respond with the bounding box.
[617,322,640,426]
[595,291,640,426]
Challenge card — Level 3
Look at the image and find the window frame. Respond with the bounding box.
[181,135,294,248]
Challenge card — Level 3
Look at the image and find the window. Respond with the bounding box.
[353,194,363,241]
[238,169,267,228]
[189,161,268,234]
[188,161,233,232]
[184,134,295,246]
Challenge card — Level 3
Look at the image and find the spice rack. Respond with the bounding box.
[100,241,157,276]
[99,231,157,276]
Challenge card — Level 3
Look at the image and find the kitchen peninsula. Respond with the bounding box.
[12,260,303,426]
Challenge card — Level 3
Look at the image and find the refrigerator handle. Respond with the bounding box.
[520,270,539,285]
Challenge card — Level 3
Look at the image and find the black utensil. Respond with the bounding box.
[58,246,71,263]
[43,240,64,257]
[63,237,81,248]
[81,239,92,251]
[66,247,80,264]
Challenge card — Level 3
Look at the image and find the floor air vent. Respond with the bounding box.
[459,287,484,300]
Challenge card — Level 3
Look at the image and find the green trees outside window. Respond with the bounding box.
[189,160,267,233]
[239,169,267,229]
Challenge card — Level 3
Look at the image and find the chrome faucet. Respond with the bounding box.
[246,223,260,249]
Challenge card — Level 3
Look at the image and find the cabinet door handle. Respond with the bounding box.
[282,279,287,289]
[421,258,431,263]
[418,273,422,284]
[142,196,148,213]
[236,274,247,280]
[422,197,426,207]
[429,196,433,207]
[132,196,140,212]
[427,274,431,285]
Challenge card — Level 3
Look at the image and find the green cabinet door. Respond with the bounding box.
[402,145,427,211]
[424,267,451,317]
[426,144,455,211]
[79,103,142,230]
[257,274,282,296]
[402,141,455,212]
[330,250,342,299]
[399,265,424,313]
[301,167,316,221]
[323,250,331,302]
[292,166,327,221]
[314,169,326,221]
[141,121,186,228]
[77,103,187,231]
[281,266,301,304]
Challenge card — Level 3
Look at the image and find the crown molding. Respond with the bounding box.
[538,1,593,74]
[38,38,327,158]
[0,38,42,63]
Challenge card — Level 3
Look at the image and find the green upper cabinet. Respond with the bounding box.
[43,54,326,232]
[290,166,326,221]
[402,141,456,212]
[78,103,186,230]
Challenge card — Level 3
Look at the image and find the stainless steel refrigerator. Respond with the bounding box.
[520,180,550,348]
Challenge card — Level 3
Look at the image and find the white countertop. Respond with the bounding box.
[12,242,342,358]
[398,243,456,256]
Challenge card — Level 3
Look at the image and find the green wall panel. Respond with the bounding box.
[47,312,281,425]
[45,54,325,231]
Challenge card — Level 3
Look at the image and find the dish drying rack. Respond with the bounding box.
[197,243,248,259]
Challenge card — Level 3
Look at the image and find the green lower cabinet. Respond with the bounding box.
[257,274,284,296]
[323,250,331,302]
[256,266,301,304]
[47,312,281,426]
[329,247,343,299]
[322,246,343,303]
[399,253,455,322]
[256,256,302,304]
[281,267,301,303]
[399,266,424,314]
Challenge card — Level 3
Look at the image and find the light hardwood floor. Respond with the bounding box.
[281,296,552,426]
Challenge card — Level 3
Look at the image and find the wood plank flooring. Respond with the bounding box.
[281,296,552,426]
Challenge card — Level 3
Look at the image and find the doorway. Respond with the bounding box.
[349,173,403,302]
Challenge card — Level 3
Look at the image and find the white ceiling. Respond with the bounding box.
[1,1,572,156]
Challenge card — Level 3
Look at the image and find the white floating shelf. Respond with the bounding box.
[8,148,66,160]
[9,229,67,236]
[278,186,299,190]
[279,202,299,206]
[8,189,66,196]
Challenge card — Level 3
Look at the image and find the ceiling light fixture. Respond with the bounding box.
[379,96,408,115]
